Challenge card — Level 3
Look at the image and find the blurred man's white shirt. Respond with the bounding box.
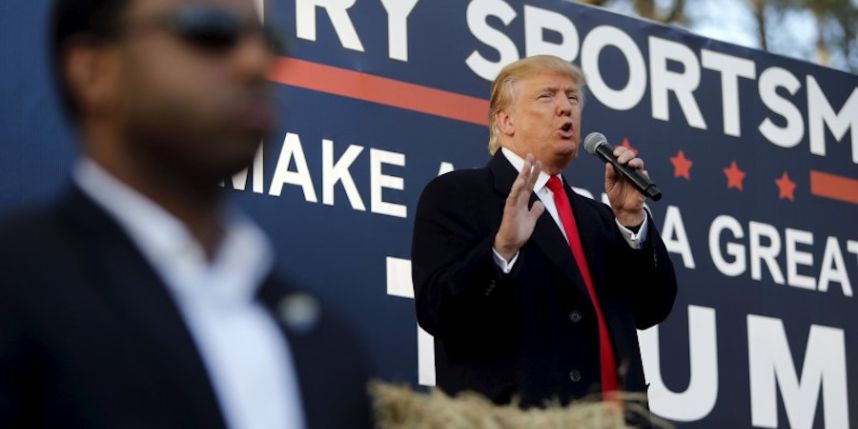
[74,158,305,429]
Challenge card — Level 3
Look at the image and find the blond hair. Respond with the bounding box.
[487,55,586,154]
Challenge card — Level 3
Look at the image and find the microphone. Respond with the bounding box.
[583,132,662,201]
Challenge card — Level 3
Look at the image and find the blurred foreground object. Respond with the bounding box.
[369,382,672,429]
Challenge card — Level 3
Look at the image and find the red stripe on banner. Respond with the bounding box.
[268,57,489,126]
[810,170,858,205]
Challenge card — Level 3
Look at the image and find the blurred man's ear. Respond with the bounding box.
[64,42,122,118]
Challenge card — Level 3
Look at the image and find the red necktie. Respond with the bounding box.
[546,176,620,397]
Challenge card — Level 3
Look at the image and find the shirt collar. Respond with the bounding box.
[73,158,273,303]
[500,147,560,192]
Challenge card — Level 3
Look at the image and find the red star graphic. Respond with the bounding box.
[723,161,746,191]
[669,150,693,180]
[620,138,638,156]
[775,171,797,201]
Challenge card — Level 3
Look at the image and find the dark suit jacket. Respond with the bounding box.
[412,152,677,409]
[0,187,372,429]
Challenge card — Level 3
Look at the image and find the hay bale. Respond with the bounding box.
[369,381,672,429]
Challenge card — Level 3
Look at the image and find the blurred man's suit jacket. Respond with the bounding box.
[0,187,372,429]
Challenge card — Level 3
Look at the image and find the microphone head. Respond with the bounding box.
[583,132,608,155]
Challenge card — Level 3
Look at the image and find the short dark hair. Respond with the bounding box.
[50,0,130,117]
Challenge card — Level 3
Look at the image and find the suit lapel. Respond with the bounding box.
[528,195,589,295]
[59,189,229,429]
[564,181,610,294]
[255,275,317,377]
[255,276,334,429]
[489,153,588,294]
[489,150,519,197]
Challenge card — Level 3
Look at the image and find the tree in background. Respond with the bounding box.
[579,0,858,73]
[580,0,687,24]
[764,0,858,72]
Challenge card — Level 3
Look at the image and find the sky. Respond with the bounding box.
[691,0,763,48]
[593,0,764,50]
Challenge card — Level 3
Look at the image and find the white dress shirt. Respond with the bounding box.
[74,159,305,429]
[492,148,649,273]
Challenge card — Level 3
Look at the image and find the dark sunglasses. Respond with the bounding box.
[122,6,286,55]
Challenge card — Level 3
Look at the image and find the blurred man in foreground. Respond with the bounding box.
[0,0,370,427]
[412,55,677,422]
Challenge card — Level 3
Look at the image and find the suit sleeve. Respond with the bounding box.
[411,177,515,338]
[616,213,678,330]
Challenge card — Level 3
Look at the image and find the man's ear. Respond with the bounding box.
[496,110,515,137]
[65,42,121,116]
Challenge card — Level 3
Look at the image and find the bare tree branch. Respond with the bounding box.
[665,0,686,24]
[750,0,769,51]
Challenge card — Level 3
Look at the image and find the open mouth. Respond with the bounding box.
[558,121,574,137]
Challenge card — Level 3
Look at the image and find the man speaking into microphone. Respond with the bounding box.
[411,55,677,415]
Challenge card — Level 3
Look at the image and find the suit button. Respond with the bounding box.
[569,311,582,323]
[569,370,582,383]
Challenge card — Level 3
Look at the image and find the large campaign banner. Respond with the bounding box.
[1,0,856,427]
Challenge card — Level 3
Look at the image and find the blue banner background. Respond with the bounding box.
[2,1,856,427]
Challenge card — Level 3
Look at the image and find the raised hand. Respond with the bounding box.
[494,154,546,261]
[605,146,647,228]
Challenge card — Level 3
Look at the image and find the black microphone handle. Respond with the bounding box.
[594,144,663,201]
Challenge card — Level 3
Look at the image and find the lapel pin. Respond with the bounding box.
[277,292,320,335]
